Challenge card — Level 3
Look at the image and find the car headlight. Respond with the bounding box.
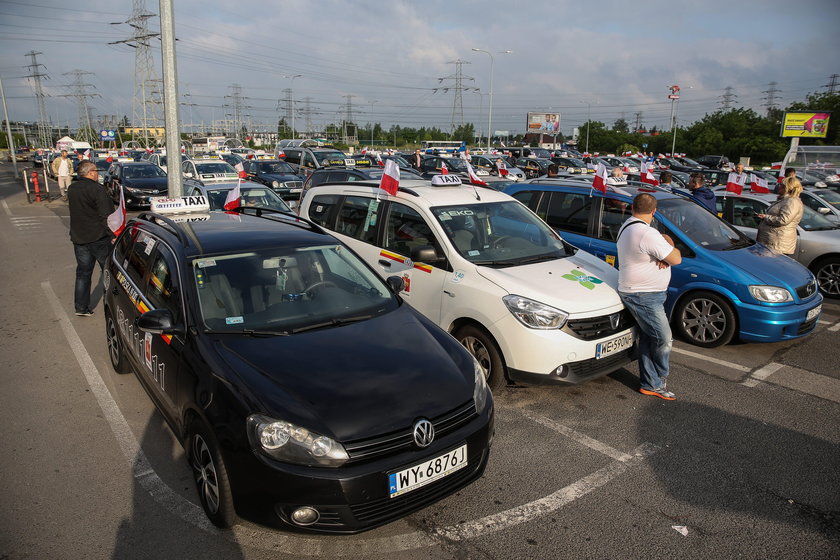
[246,414,349,467]
[472,356,491,410]
[502,294,568,329]
[272,180,280,188]
[125,186,144,194]
[749,285,793,303]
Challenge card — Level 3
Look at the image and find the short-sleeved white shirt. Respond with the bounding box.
[616,218,675,293]
[58,159,70,177]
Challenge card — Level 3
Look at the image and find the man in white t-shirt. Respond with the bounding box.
[616,193,682,400]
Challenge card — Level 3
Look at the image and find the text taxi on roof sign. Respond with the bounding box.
[298,175,637,390]
[103,197,494,532]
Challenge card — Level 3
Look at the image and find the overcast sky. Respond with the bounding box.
[1,0,838,140]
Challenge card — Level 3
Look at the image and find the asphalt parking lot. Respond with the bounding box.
[1,164,838,559]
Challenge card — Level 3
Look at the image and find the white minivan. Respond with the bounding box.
[298,177,636,389]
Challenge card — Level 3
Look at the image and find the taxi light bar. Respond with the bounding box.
[431,174,462,186]
[151,195,210,214]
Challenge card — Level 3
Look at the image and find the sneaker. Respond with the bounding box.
[75,310,94,317]
[639,387,676,400]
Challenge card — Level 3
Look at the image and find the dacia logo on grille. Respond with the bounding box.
[610,313,620,329]
[413,419,434,448]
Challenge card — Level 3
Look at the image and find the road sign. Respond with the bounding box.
[100,129,116,142]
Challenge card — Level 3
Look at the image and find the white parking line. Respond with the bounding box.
[671,347,751,372]
[742,362,785,387]
[519,409,633,462]
[43,278,658,555]
[1,199,10,216]
[830,321,840,332]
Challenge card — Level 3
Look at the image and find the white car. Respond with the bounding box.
[298,177,636,390]
[146,153,168,174]
[181,155,239,185]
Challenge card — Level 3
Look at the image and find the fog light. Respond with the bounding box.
[291,506,320,526]
[554,365,567,378]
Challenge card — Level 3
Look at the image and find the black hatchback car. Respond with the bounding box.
[103,208,494,532]
[104,161,169,207]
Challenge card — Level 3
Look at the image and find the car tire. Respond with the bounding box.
[673,291,737,348]
[811,256,840,299]
[106,308,131,375]
[189,420,236,528]
[454,324,507,391]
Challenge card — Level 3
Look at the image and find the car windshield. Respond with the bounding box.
[123,165,166,179]
[680,157,702,167]
[192,244,396,333]
[655,198,751,250]
[206,186,291,212]
[158,156,167,166]
[314,151,349,165]
[431,201,571,267]
[442,158,468,172]
[256,161,294,174]
[387,155,410,167]
[813,189,840,207]
[565,157,587,167]
[196,162,237,174]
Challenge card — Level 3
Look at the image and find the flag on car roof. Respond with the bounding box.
[106,155,113,163]
[379,159,400,196]
[107,185,127,237]
[465,160,487,186]
[592,163,608,194]
[725,172,747,195]
[234,161,247,179]
[440,161,449,175]
[83,149,90,159]
[750,173,770,194]
[224,181,241,211]
[376,152,384,167]
[497,159,509,177]
[640,162,659,186]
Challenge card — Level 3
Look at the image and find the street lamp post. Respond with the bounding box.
[668,85,680,156]
[282,74,302,138]
[472,48,511,152]
[370,99,378,146]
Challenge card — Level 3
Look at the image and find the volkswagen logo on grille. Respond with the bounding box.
[609,313,621,330]
[413,419,434,448]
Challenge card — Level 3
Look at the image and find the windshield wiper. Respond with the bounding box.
[472,259,513,268]
[723,239,753,250]
[514,253,564,265]
[290,315,374,334]
[204,329,290,337]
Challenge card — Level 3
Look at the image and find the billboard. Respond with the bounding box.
[527,112,561,133]
[99,129,117,142]
[780,112,830,138]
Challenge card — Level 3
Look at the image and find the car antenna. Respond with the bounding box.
[471,183,481,201]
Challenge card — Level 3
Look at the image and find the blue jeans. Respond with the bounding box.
[73,237,111,313]
[619,291,672,391]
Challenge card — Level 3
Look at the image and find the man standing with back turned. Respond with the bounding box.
[616,193,682,400]
[68,160,114,317]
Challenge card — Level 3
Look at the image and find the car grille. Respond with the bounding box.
[795,280,818,300]
[283,180,303,189]
[343,400,476,463]
[797,316,818,335]
[349,451,485,524]
[566,347,634,380]
[564,310,634,341]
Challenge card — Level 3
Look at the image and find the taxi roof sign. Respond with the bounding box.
[151,195,211,214]
[431,174,462,186]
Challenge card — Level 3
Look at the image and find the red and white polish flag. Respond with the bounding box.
[750,173,770,194]
[465,160,487,186]
[379,159,400,195]
[592,163,608,193]
[376,153,384,167]
[440,161,449,175]
[223,181,241,210]
[726,172,747,195]
[234,161,247,179]
[640,162,660,186]
[107,185,127,236]
[497,159,509,177]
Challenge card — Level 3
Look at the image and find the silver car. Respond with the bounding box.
[801,188,840,224]
[470,154,526,181]
[185,181,292,213]
[715,192,840,298]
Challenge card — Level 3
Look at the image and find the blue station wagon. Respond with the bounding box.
[505,181,823,347]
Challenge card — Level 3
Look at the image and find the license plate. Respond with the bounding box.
[596,331,634,359]
[807,305,822,322]
[388,444,468,498]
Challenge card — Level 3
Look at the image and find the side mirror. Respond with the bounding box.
[411,245,443,265]
[818,207,830,214]
[184,172,193,178]
[137,309,183,336]
[386,275,405,294]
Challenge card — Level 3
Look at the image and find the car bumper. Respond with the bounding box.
[491,312,636,384]
[124,191,167,207]
[735,295,824,342]
[226,402,494,533]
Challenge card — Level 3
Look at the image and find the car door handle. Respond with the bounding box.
[443,290,455,298]
[378,259,391,268]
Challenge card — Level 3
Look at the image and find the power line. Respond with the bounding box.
[719,86,737,111]
[23,50,51,147]
[61,69,100,142]
[824,74,839,94]
[761,81,781,115]
[436,59,476,133]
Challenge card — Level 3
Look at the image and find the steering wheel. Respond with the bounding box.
[492,236,512,249]
[302,280,337,297]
